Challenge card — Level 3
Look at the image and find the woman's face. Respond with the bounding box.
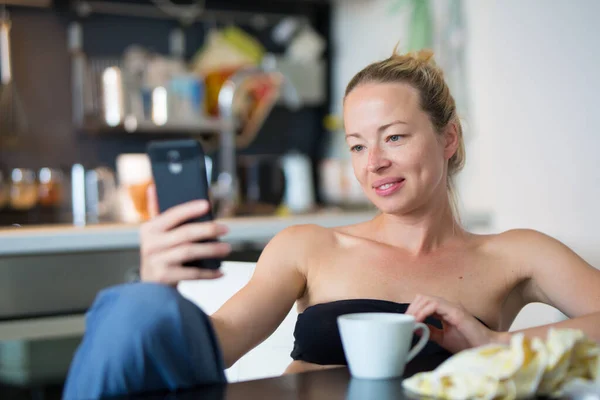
[343,82,456,215]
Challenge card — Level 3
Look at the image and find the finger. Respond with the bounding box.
[406,294,428,316]
[170,267,224,282]
[159,242,232,266]
[154,266,224,285]
[410,295,462,323]
[423,300,464,326]
[406,297,418,316]
[150,200,210,232]
[159,222,229,251]
[147,183,159,218]
[412,301,440,323]
[425,324,445,345]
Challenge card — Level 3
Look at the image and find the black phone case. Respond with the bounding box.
[147,139,221,270]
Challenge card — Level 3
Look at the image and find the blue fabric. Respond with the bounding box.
[63,283,226,399]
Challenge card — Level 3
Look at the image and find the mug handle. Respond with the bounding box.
[406,322,430,363]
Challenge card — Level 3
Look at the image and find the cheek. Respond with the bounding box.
[351,156,366,181]
[394,147,427,172]
[402,142,445,179]
[418,145,447,184]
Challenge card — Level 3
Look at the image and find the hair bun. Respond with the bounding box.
[391,43,436,64]
[413,49,435,63]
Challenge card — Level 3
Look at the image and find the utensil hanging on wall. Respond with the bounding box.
[0,7,28,147]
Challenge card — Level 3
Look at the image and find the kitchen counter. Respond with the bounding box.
[0,210,492,256]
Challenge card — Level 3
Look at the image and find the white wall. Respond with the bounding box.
[331,0,411,114]
[461,0,600,328]
[461,0,600,240]
[332,0,600,329]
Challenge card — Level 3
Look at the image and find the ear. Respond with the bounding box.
[442,122,459,161]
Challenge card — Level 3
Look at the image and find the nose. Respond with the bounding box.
[367,146,391,173]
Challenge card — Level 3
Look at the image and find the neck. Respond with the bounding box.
[373,193,464,255]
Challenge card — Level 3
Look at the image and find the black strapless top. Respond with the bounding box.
[290,299,488,366]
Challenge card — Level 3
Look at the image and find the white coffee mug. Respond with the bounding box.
[337,313,430,380]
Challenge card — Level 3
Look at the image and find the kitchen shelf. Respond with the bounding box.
[74,0,310,27]
[81,116,235,135]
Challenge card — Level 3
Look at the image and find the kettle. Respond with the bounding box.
[235,155,286,216]
[281,152,315,214]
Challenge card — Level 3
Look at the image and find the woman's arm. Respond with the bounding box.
[141,185,319,368]
[407,229,600,352]
[496,313,600,344]
[211,225,317,368]
[497,229,600,342]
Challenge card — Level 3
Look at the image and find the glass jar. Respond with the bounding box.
[10,168,38,210]
[38,167,64,208]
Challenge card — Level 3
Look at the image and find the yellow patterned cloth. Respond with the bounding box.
[402,329,600,399]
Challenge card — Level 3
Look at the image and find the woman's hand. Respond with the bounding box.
[406,294,505,354]
[139,185,232,286]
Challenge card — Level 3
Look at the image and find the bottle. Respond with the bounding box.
[281,151,314,214]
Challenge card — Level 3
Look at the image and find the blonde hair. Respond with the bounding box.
[344,47,465,220]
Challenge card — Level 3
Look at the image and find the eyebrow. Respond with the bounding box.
[345,120,408,139]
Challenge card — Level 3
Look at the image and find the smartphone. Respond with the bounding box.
[147,139,221,270]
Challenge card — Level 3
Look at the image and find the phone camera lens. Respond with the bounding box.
[167,150,180,162]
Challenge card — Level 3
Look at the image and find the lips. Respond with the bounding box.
[372,177,405,189]
[372,177,405,197]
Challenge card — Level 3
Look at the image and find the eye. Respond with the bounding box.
[387,134,403,142]
[350,145,364,152]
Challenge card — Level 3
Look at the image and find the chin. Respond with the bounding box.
[368,196,413,215]
[376,204,412,215]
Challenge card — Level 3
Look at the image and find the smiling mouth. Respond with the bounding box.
[373,179,406,196]
[373,179,405,189]
[376,182,397,190]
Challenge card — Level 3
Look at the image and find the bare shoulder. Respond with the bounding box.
[271,223,337,246]
[494,228,555,242]
[259,224,337,269]
[478,228,584,275]
[482,230,600,315]
[484,228,568,254]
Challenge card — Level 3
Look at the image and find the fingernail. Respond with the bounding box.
[218,225,229,234]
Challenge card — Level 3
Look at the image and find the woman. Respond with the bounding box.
[63,49,600,398]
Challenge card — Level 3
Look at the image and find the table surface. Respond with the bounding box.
[124,354,555,400]
[130,368,408,400]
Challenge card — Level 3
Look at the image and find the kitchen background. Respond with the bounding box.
[0,0,599,398]
[0,0,343,227]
